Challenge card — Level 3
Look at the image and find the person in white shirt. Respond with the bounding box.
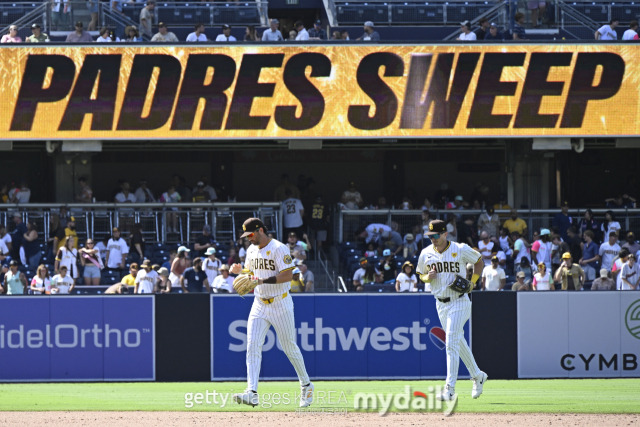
[186,23,208,42]
[215,24,236,42]
[134,179,156,203]
[282,191,304,235]
[212,264,235,293]
[595,18,619,40]
[135,260,159,294]
[51,265,75,294]
[96,27,113,42]
[481,256,506,291]
[599,232,621,271]
[395,261,418,292]
[458,20,477,41]
[55,236,79,280]
[106,227,129,270]
[478,231,495,266]
[532,262,553,290]
[262,18,283,41]
[294,21,309,41]
[623,20,639,40]
[620,254,640,290]
[203,247,221,285]
[151,22,179,42]
[360,223,392,245]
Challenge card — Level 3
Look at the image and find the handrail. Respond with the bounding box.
[0,202,280,210]
[337,276,348,293]
[99,2,148,41]
[443,0,507,40]
[316,247,337,291]
[0,2,48,36]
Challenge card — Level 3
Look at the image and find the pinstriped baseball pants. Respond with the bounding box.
[246,295,310,392]
[436,295,481,390]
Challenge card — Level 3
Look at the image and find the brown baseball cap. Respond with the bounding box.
[240,217,265,237]
[426,220,447,235]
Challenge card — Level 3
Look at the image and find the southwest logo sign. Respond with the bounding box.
[625,299,640,340]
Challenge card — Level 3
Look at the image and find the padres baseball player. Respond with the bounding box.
[417,219,488,401]
[230,217,314,408]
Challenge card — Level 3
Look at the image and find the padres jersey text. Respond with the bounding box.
[245,239,295,298]
[416,241,481,299]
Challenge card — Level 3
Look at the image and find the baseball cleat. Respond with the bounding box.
[436,385,456,401]
[233,390,259,407]
[472,371,488,399]
[299,382,314,407]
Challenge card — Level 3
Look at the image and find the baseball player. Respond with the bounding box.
[230,217,314,408]
[417,219,487,401]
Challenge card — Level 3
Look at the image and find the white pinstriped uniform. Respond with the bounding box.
[244,238,310,392]
[416,241,482,390]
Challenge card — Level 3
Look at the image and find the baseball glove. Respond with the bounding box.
[233,274,259,296]
[449,275,474,294]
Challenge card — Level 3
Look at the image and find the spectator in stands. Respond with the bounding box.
[192,182,208,202]
[484,22,503,41]
[262,19,283,41]
[227,247,240,266]
[170,246,190,288]
[528,0,546,28]
[551,234,570,272]
[23,221,40,268]
[135,260,159,294]
[134,179,155,203]
[577,208,599,239]
[552,201,574,240]
[96,27,113,42]
[331,30,342,40]
[216,24,237,42]
[0,224,10,255]
[511,271,530,291]
[606,193,636,209]
[298,261,314,292]
[194,225,215,256]
[2,260,26,294]
[283,189,305,237]
[309,20,327,40]
[554,252,585,290]
[443,213,457,242]
[120,263,138,288]
[55,236,79,281]
[599,231,621,271]
[378,249,397,282]
[244,25,258,41]
[0,184,7,202]
[75,176,93,203]
[212,264,234,293]
[60,216,78,252]
[532,262,553,291]
[30,264,50,294]
[160,184,181,232]
[512,13,526,40]
[341,181,363,209]
[531,228,552,272]
[197,177,217,201]
[150,22,177,42]
[290,267,306,293]
[601,210,621,242]
[358,21,380,41]
[125,25,142,42]
[579,230,599,281]
[503,209,527,236]
[623,231,640,255]
[66,21,93,42]
[457,216,476,247]
[202,247,221,284]
[591,268,615,290]
[478,231,495,266]
[353,257,374,291]
[115,181,136,204]
[566,227,582,262]
[106,227,128,277]
[181,257,209,293]
[1,25,22,43]
[80,238,102,286]
[341,30,350,40]
[139,0,155,39]
[289,30,298,40]
[154,267,170,293]
[395,261,417,292]
[9,181,31,203]
[87,0,98,31]
[273,174,299,201]
[308,195,329,250]
[595,18,619,40]
[477,207,499,239]
[482,255,506,291]
[0,233,9,266]
[51,0,70,31]
[161,249,176,271]
[10,213,27,260]
[457,20,477,41]
[50,265,74,294]
[128,222,145,264]
[475,18,490,40]
[402,233,418,259]
[187,23,208,42]
[294,21,309,41]
[105,282,129,294]
[612,248,630,289]
[623,20,639,40]
[620,254,639,290]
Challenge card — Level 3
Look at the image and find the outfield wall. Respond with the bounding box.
[0,293,637,382]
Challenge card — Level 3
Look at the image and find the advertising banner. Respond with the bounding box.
[0,296,155,381]
[0,44,637,140]
[210,294,470,380]
[517,292,640,378]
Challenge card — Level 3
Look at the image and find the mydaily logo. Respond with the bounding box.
[228,318,428,352]
[0,324,144,349]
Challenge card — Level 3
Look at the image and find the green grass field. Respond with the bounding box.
[0,379,639,413]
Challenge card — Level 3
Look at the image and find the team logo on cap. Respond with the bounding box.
[429,223,434,231]
[284,255,292,264]
[242,224,247,231]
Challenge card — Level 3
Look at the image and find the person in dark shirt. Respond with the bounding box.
[194,225,215,257]
[475,18,490,40]
[180,257,209,293]
[308,20,327,40]
[129,222,145,264]
[484,22,503,41]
